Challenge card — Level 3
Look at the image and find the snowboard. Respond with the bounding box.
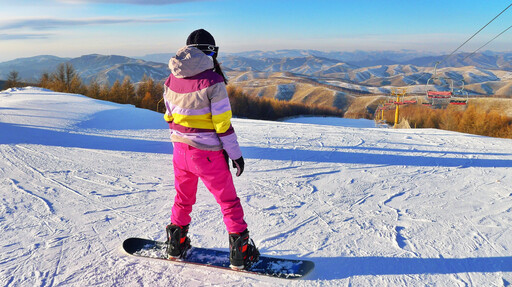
[122,237,315,280]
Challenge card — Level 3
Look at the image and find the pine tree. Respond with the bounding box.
[69,74,86,94]
[141,91,154,109]
[50,63,81,93]
[99,82,110,100]
[51,64,68,92]
[109,80,123,103]
[120,76,135,104]
[136,75,163,110]
[136,74,150,100]
[86,79,101,99]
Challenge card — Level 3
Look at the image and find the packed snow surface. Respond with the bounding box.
[1,87,512,286]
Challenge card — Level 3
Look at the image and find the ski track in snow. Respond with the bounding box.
[1,87,512,286]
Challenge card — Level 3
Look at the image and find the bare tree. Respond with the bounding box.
[50,63,85,93]
[5,70,21,89]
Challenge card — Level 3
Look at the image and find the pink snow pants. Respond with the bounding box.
[171,142,247,233]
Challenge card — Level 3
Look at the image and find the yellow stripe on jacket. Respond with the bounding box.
[212,110,232,134]
[171,110,232,133]
[172,113,214,130]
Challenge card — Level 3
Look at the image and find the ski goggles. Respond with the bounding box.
[188,44,219,57]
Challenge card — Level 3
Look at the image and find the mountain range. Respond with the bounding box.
[0,54,169,86]
[1,50,511,108]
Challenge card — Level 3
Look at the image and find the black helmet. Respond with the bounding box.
[186,29,219,57]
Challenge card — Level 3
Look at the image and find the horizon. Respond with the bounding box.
[1,1,512,62]
[2,48,512,64]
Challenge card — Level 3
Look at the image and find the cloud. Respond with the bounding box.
[0,17,180,31]
[58,0,205,4]
[0,33,51,40]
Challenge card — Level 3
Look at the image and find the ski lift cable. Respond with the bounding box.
[377,2,512,110]
[461,24,512,62]
[406,3,512,87]
[439,2,512,65]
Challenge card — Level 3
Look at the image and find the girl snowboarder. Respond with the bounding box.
[162,29,259,270]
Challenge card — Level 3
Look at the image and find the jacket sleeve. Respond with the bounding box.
[163,87,174,123]
[209,82,242,160]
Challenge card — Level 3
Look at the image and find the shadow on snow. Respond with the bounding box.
[306,256,512,280]
[242,146,512,168]
[1,121,511,168]
[0,122,172,154]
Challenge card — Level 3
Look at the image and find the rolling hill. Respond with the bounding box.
[0,55,69,82]
[0,54,169,86]
[67,54,169,85]
[1,50,511,114]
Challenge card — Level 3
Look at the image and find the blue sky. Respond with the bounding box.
[1,0,512,61]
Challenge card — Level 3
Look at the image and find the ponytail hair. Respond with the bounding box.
[212,56,228,84]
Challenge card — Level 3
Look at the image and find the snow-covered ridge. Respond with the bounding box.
[1,87,511,286]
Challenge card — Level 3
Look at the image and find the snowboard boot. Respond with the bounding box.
[229,229,260,270]
[166,224,191,259]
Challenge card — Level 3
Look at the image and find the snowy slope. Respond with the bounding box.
[1,87,512,286]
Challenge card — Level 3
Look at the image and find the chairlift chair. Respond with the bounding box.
[449,80,468,105]
[425,62,453,100]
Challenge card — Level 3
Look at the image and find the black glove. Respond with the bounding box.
[222,151,244,177]
[232,156,244,177]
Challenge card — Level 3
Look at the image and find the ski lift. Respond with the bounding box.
[391,88,407,105]
[449,99,468,105]
[425,62,453,99]
[427,91,453,98]
[449,80,468,105]
[374,105,388,124]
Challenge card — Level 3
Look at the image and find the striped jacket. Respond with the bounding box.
[163,46,242,160]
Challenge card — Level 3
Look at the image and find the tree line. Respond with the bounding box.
[381,104,512,139]
[4,64,511,138]
[226,85,343,120]
[37,63,164,111]
[5,63,344,120]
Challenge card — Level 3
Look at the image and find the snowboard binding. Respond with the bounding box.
[166,224,191,259]
[229,229,260,270]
